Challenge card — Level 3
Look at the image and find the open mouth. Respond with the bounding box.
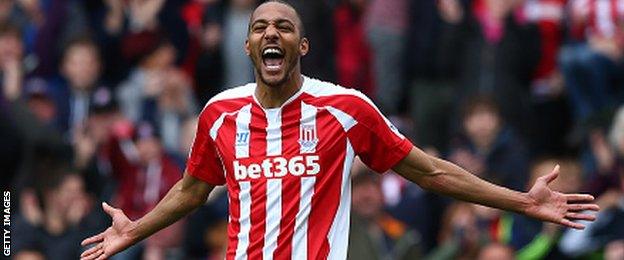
[262,47,284,72]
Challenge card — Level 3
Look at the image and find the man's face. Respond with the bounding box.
[62,45,101,90]
[464,108,500,149]
[245,2,308,87]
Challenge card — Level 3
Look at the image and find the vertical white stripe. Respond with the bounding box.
[292,176,316,259]
[235,104,252,158]
[263,179,282,259]
[300,102,318,154]
[327,141,354,260]
[235,181,252,260]
[596,0,615,37]
[265,109,282,156]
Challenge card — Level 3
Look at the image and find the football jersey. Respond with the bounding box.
[186,76,413,260]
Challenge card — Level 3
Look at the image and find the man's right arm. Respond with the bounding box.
[80,172,214,260]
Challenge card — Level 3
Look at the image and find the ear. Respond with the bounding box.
[299,37,309,57]
[244,39,251,56]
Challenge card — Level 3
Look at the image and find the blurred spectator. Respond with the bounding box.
[48,36,104,136]
[605,240,624,260]
[437,0,541,139]
[477,243,515,260]
[348,170,421,260]
[222,0,256,89]
[0,23,70,193]
[585,105,624,196]
[424,202,506,260]
[559,0,624,124]
[30,0,90,77]
[558,105,624,257]
[559,168,624,257]
[73,87,122,201]
[364,0,407,115]
[109,121,185,259]
[117,30,198,153]
[183,190,229,260]
[192,3,224,105]
[509,158,582,260]
[286,0,336,82]
[406,0,459,153]
[172,117,199,168]
[448,95,530,191]
[518,0,571,154]
[13,169,105,259]
[333,0,374,96]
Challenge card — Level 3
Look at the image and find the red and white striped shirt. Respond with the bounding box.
[186,76,413,260]
[570,0,624,38]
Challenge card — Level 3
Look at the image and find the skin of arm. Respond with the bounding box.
[80,172,214,260]
[392,146,599,229]
[393,147,533,214]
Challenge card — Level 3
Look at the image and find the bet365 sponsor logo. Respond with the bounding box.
[233,155,320,180]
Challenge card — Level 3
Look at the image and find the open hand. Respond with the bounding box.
[80,203,137,260]
[524,165,600,229]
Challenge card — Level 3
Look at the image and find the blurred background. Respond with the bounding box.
[1,0,624,259]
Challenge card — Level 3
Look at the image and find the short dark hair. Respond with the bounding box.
[62,35,100,60]
[0,22,22,39]
[461,95,501,121]
[249,0,306,37]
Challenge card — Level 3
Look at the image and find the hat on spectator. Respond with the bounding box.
[24,77,52,100]
[133,121,161,141]
[89,87,117,114]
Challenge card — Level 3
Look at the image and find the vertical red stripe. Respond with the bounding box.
[247,104,268,259]
[589,0,597,35]
[273,101,302,260]
[305,109,347,260]
[611,0,619,27]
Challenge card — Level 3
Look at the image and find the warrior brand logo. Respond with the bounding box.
[233,155,320,180]
[236,132,250,146]
[299,125,318,153]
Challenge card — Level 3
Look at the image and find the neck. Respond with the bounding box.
[254,70,303,109]
[44,207,67,235]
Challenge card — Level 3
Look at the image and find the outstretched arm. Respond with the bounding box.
[392,146,599,229]
[80,172,214,260]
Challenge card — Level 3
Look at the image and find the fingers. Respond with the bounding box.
[568,203,600,212]
[81,233,103,246]
[95,252,109,260]
[102,202,118,217]
[541,164,560,184]
[81,246,104,260]
[565,194,595,202]
[565,212,597,221]
[559,218,585,230]
[80,243,101,257]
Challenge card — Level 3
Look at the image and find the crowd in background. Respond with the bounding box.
[1,0,624,259]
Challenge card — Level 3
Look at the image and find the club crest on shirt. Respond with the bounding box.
[299,124,318,153]
[236,131,250,146]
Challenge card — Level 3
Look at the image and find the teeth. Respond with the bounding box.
[263,48,282,55]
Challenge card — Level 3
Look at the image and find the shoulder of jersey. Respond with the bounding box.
[302,76,370,101]
[201,83,256,110]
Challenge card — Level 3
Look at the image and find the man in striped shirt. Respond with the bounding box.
[80,1,600,260]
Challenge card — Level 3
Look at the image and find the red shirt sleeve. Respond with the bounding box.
[345,95,413,173]
[186,109,226,185]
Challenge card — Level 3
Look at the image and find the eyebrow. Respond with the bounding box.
[250,18,296,28]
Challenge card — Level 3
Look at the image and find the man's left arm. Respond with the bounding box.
[392,146,600,230]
